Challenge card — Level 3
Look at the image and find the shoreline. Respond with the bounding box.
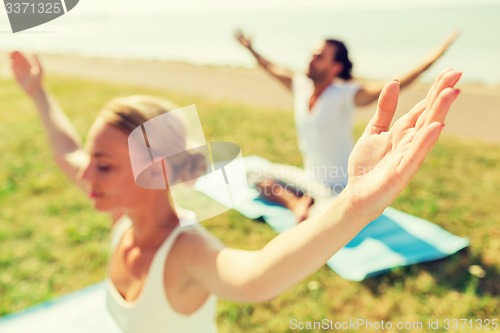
[1,51,499,144]
[4,51,500,89]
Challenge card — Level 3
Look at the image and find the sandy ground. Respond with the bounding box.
[2,52,499,144]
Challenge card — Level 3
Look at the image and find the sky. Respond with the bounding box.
[74,0,500,14]
[1,0,498,84]
[2,0,498,26]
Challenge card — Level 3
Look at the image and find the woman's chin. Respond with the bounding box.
[90,198,113,212]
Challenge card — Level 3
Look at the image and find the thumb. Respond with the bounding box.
[33,54,44,77]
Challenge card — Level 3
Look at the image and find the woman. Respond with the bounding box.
[10,51,461,333]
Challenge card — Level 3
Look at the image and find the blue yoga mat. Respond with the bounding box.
[0,283,120,333]
[196,155,470,281]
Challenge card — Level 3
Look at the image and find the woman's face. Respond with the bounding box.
[78,118,151,212]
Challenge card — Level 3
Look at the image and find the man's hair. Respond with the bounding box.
[325,39,353,80]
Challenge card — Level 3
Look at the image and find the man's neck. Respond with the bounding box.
[309,79,334,110]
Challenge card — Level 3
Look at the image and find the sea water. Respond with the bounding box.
[1,2,499,85]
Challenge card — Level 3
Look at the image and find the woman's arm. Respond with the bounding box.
[10,51,88,190]
[188,69,462,302]
[354,31,460,106]
[235,30,294,91]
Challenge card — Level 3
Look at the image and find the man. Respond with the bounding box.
[235,30,459,221]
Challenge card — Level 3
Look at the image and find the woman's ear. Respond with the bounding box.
[160,160,177,186]
[150,160,174,185]
[135,161,169,189]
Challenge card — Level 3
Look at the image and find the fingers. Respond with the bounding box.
[234,29,242,39]
[33,54,43,76]
[423,68,454,103]
[407,86,459,148]
[395,77,460,182]
[424,86,460,126]
[403,100,427,126]
[10,51,27,70]
[415,69,461,130]
[9,51,45,96]
[427,69,461,111]
[364,80,400,135]
[10,52,27,80]
[396,122,444,183]
[9,51,42,78]
[234,29,249,45]
[10,51,31,74]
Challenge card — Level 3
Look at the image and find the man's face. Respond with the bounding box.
[307,42,339,82]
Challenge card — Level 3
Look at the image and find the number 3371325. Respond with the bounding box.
[5,2,62,14]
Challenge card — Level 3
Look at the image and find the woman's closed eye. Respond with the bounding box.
[97,164,112,172]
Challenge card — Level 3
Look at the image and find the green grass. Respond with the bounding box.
[0,75,498,332]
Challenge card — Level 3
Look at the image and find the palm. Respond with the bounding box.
[234,30,252,49]
[346,70,461,219]
[10,51,43,96]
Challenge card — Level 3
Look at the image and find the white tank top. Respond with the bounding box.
[106,216,218,333]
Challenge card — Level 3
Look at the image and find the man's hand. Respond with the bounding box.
[423,30,460,65]
[235,29,253,50]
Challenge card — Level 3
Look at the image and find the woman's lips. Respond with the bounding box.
[88,191,103,199]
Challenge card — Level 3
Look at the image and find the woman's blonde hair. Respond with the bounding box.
[99,95,206,184]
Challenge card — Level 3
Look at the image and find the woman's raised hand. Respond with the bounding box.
[346,69,462,220]
[10,51,44,97]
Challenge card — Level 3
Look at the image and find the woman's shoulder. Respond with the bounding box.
[174,225,224,257]
[166,226,223,279]
[174,209,224,254]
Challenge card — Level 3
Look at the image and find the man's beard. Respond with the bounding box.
[307,68,328,83]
